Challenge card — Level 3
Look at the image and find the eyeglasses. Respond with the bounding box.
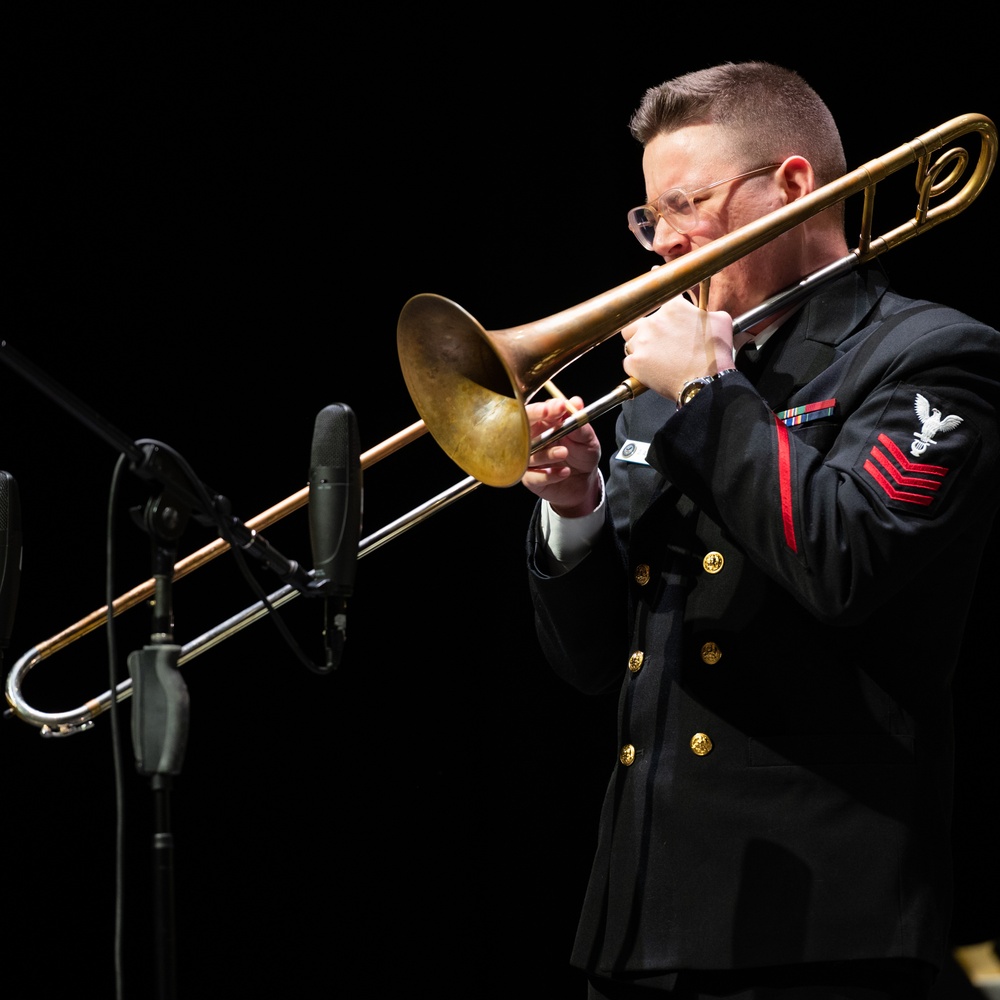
[626,163,781,250]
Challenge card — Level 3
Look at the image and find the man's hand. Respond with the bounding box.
[521,395,602,517]
[621,295,736,401]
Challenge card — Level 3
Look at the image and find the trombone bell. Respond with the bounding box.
[398,276,647,487]
[397,293,532,488]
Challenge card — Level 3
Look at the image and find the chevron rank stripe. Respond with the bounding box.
[863,432,948,507]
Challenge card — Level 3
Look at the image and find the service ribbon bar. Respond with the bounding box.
[775,398,836,426]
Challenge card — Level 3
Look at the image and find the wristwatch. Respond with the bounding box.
[676,368,737,407]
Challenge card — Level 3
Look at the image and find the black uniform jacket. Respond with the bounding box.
[526,266,1000,979]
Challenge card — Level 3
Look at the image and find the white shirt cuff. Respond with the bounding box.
[538,471,606,574]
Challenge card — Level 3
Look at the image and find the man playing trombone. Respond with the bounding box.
[522,61,999,999]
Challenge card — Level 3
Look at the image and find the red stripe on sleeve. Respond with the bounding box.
[775,417,797,552]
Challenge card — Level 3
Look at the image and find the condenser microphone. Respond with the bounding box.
[308,404,362,668]
[1,471,23,652]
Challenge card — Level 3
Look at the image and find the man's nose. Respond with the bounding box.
[651,215,689,256]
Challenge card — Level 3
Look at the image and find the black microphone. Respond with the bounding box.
[1,471,23,652]
[308,404,362,668]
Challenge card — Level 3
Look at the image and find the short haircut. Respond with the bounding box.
[628,62,847,187]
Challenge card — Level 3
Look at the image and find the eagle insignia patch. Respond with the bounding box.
[911,393,963,457]
[859,385,975,515]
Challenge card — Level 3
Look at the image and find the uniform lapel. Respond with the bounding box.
[746,266,889,409]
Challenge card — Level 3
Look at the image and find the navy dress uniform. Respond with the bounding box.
[526,264,1000,985]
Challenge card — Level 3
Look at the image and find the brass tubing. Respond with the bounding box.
[5,113,996,734]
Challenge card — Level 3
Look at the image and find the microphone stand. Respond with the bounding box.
[128,481,192,1000]
[0,340,318,1000]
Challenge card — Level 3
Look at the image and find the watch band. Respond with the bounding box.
[676,368,738,408]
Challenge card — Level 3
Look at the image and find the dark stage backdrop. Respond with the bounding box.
[4,14,997,999]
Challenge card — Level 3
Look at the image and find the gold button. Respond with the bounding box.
[620,744,636,766]
[690,733,713,756]
[702,551,724,574]
[700,641,722,665]
[634,563,651,585]
[628,650,644,673]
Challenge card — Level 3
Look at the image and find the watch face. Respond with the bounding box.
[681,381,704,405]
[680,370,734,406]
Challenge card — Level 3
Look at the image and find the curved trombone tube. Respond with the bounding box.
[3,419,427,735]
[5,113,996,735]
[4,470,482,736]
[398,112,997,487]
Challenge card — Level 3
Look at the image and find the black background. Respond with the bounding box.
[3,12,997,999]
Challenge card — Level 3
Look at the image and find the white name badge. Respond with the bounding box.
[615,440,651,465]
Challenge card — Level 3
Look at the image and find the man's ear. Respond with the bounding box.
[776,155,814,203]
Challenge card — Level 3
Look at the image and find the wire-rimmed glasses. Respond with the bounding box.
[626,163,781,250]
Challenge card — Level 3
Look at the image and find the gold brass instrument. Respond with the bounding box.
[5,112,996,735]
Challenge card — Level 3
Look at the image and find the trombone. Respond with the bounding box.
[5,112,996,736]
